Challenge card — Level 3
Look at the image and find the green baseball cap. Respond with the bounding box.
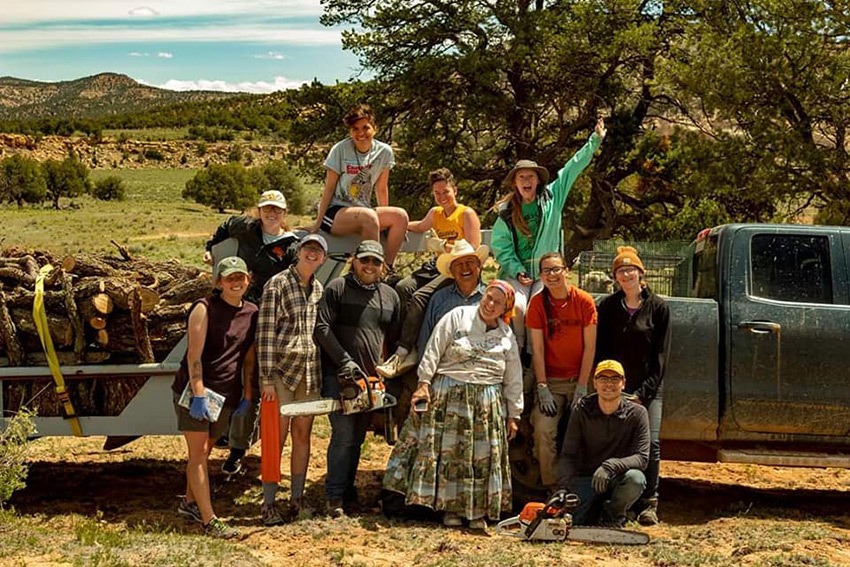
[217,256,250,278]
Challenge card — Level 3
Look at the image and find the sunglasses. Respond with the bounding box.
[357,256,383,266]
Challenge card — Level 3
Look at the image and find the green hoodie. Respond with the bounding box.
[492,132,602,280]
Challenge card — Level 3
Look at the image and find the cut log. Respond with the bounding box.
[160,277,213,306]
[96,329,109,347]
[92,293,114,315]
[11,308,74,349]
[0,291,24,366]
[0,267,35,287]
[138,287,160,313]
[88,316,107,330]
[129,289,155,363]
[64,254,119,278]
[62,272,86,363]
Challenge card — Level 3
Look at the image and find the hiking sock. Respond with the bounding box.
[262,482,278,506]
[290,473,306,502]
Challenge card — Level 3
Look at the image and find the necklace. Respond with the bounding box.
[548,294,569,309]
[352,140,375,168]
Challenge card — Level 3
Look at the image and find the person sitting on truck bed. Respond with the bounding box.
[311,103,409,268]
[171,256,258,540]
[202,189,303,477]
[377,168,482,379]
[315,239,401,518]
[596,246,671,526]
[556,359,649,527]
[527,252,597,491]
[256,233,328,526]
[382,280,522,531]
[490,117,606,352]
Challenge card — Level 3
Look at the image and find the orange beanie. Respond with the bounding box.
[611,246,645,275]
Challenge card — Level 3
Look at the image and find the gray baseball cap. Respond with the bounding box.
[354,239,384,262]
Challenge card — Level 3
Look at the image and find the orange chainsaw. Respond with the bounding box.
[495,491,650,545]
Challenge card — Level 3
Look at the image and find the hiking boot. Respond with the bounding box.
[599,501,626,528]
[376,349,418,379]
[203,517,239,539]
[177,497,202,523]
[262,503,286,526]
[326,499,345,518]
[442,512,463,527]
[221,448,245,475]
[637,498,659,526]
[468,517,487,530]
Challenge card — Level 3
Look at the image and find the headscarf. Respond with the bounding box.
[486,279,516,324]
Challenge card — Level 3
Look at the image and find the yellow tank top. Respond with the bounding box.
[432,204,468,243]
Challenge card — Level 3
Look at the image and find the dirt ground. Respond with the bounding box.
[7,424,850,566]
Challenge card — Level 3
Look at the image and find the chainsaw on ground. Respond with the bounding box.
[279,366,397,418]
[495,491,650,545]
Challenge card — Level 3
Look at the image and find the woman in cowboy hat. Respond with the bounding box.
[491,118,606,351]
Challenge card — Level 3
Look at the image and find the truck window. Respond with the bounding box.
[692,234,718,299]
[750,234,833,304]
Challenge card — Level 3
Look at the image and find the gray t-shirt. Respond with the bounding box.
[324,138,395,208]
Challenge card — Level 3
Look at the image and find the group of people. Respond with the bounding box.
[169,103,671,539]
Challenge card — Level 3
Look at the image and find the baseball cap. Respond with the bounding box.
[298,233,328,253]
[217,256,250,278]
[257,190,287,209]
[594,359,625,378]
[354,239,384,262]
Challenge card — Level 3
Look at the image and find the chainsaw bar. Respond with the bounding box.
[279,398,342,417]
[566,526,650,545]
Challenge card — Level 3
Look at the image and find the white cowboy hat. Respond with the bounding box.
[435,239,490,278]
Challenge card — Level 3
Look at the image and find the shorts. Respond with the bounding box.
[319,205,346,233]
[173,394,234,440]
[275,379,321,405]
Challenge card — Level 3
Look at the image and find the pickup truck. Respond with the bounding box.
[4,224,850,473]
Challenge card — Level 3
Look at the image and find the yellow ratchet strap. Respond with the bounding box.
[33,264,83,436]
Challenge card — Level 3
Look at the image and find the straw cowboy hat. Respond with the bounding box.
[435,239,490,278]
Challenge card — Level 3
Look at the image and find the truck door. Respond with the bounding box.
[727,227,850,436]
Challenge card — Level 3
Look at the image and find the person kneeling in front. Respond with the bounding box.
[556,360,649,527]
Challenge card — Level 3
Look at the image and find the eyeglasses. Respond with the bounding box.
[616,266,640,276]
[594,374,624,384]
[541,266,566,275]
[357,256,383,266]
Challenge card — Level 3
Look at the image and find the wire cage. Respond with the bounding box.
[575,241,692,296]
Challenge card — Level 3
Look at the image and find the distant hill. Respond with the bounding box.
[0,73,241,121]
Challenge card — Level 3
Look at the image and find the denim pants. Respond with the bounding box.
[326,411,372,501]
[643,397,662,500]
[570,469,646,525]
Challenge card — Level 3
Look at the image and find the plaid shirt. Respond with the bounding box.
[257,265,323,392]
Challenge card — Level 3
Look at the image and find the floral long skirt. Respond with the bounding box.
[382,374,512,520]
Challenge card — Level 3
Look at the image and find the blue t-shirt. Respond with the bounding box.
[324,138,395,208]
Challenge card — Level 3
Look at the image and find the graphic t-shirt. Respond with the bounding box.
[526,286,597,379]
[324,138,395,208]
[515,201,541,267]
[432,204,469,243]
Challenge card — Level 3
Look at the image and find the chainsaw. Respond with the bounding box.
[279,366,397,418]
[495,490,650,545]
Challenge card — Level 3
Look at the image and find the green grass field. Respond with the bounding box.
[2,168,317,267]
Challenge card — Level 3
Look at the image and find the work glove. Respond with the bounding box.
[189,396,211,421]
[536,384,558,417]
[591,466,611,494]
[571,384,588,409]
[339,360,365,378]
[233,398,251,417]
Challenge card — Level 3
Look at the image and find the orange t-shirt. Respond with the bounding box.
[526,286,597,379]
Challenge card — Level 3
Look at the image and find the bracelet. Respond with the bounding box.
[536,383,549,389]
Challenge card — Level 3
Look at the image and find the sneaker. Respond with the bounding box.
[177,497,202,523]
[221,448,245,475]
[637,498,659,526]
[376,349,418,379]
[326,499,345,518]
[203,517,239,539]
[443,512,463,527]
[214,435,229,448]
[262,503,286,526]
[468,517,487,530]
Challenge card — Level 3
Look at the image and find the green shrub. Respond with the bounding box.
[92,176,126,201]
[143,148,166,161]
[0,408,36,505]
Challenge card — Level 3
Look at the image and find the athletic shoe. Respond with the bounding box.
[221,448,245,475]
[326,499,345,518]
[177,497,202,523]
[262,503,285,526]
[442,512,463,527]
[203,517,239,539]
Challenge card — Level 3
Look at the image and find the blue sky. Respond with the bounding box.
[0,1,363,93]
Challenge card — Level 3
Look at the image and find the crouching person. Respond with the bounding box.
[172,257,258,539]
[556,360,649,527]
[257,234,328,526]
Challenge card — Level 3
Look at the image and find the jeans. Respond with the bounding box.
[643,397,663,500]
[395,273,449,351]
[570,469,646,525]
[227,395,258,450]
[326,411,372,501]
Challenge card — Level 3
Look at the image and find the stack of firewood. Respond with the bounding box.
[0,245,213,416]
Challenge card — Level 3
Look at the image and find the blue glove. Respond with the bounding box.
[233,398,251,417]
[189,396,210,421]
[592,466,611,494]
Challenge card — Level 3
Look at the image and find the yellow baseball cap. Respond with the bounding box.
[594,359,625,378]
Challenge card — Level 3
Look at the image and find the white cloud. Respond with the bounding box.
[157,75,307,94]
[128,6,159,17]
[157,52,173,58]
[254,51,287,60]
[128,51,149,57]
